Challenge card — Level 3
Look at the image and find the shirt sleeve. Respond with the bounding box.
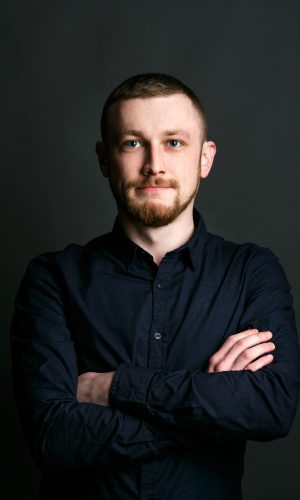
[110,248,300,442]
[10,256,179,474]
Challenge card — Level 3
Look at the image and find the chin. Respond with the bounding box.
[125,200,184,228]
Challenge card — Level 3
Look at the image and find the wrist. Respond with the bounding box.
[97,371,115,406]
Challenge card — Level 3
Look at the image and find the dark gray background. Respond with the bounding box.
[2,0,300,498]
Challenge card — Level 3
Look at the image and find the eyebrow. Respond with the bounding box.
[162,129,191,138]
[117,129,191,138]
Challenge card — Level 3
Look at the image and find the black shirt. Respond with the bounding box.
[10,210,300,499]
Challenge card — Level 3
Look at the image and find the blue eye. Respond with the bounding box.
[168,139,181,148]
[124,140,141,149]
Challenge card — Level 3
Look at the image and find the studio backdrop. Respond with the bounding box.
[2,1,300,498]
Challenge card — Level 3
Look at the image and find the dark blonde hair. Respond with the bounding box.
[100,73,208,142]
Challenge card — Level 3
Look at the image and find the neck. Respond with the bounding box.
[118,206,195,266]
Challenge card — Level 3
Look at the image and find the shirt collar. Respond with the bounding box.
[110,208,207,271]
[167,209,207,270]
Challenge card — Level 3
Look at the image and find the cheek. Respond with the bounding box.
[111,153,141,175]
[178,166,201,197]
[108,156,126,180]
[108,163,133,195]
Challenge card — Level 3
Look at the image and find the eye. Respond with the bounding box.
[168,139,182,148]
[123,140,141,149]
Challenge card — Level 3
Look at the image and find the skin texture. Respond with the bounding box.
[77,94,275,406]
[77,371,114,406]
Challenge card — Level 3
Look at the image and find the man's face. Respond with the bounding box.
[100,93,214,227]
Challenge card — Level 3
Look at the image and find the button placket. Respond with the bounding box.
[141,267,171,498]
[147,276,167,369]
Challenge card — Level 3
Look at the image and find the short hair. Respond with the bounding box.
[100,72,208,143]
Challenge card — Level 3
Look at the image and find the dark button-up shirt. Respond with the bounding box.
[10,210,300,499]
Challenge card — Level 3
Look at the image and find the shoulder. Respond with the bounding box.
[205,230,289,290]
[20,231,113,285]
[205,230,278,263]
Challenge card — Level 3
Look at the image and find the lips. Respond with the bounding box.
[127,179,178,195]
[138,186,172,190]
[137,182,175,189]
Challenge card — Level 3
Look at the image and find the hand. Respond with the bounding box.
[77,371,115,406]
[207,329,275,373]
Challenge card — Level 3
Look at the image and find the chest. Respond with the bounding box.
[67,260,248,373]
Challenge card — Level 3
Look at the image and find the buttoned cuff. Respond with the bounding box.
[110,364,158,416]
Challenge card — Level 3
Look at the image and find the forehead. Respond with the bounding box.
[106,94,203,137]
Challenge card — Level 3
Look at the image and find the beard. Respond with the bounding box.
[109,175,201,228]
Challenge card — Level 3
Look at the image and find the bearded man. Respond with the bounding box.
[10,73,300,500]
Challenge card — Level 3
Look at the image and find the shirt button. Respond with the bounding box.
[157,282,163,289]
[153,332,161,340]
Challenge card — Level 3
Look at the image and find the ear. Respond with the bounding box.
[200,141,217,179]
[96,140,109,177]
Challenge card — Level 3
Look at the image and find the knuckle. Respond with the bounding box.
[227,335,235,345]
[236,338,247,348]
[240,350,251,362]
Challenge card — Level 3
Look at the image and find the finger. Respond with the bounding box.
[209,330,273,371]
[246,354,274,372]
[231,341,275,371]
[224,332,273,370]
[215,332,273,371]
[209,329,260,367]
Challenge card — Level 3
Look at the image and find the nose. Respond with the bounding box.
[142,144,166,176]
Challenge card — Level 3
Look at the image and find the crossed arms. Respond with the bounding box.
[10,250,300,472]
[77,328,276,406]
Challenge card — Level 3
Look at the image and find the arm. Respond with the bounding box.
[77,328,275,403]
[109,249,300,441]
[10,257,179,473]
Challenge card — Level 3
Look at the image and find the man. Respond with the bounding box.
[10,73,300,499]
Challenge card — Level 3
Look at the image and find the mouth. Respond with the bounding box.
[137,186,173,192]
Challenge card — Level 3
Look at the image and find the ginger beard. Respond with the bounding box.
[108,161,202,228]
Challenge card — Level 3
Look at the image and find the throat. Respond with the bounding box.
[118,209,195,265]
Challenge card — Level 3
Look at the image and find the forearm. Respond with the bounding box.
[110,261,300,442]
[16,398,178,472]
[110,359,300,441]
[10,337,178,472]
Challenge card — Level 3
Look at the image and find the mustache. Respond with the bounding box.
[127,178,179,189]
